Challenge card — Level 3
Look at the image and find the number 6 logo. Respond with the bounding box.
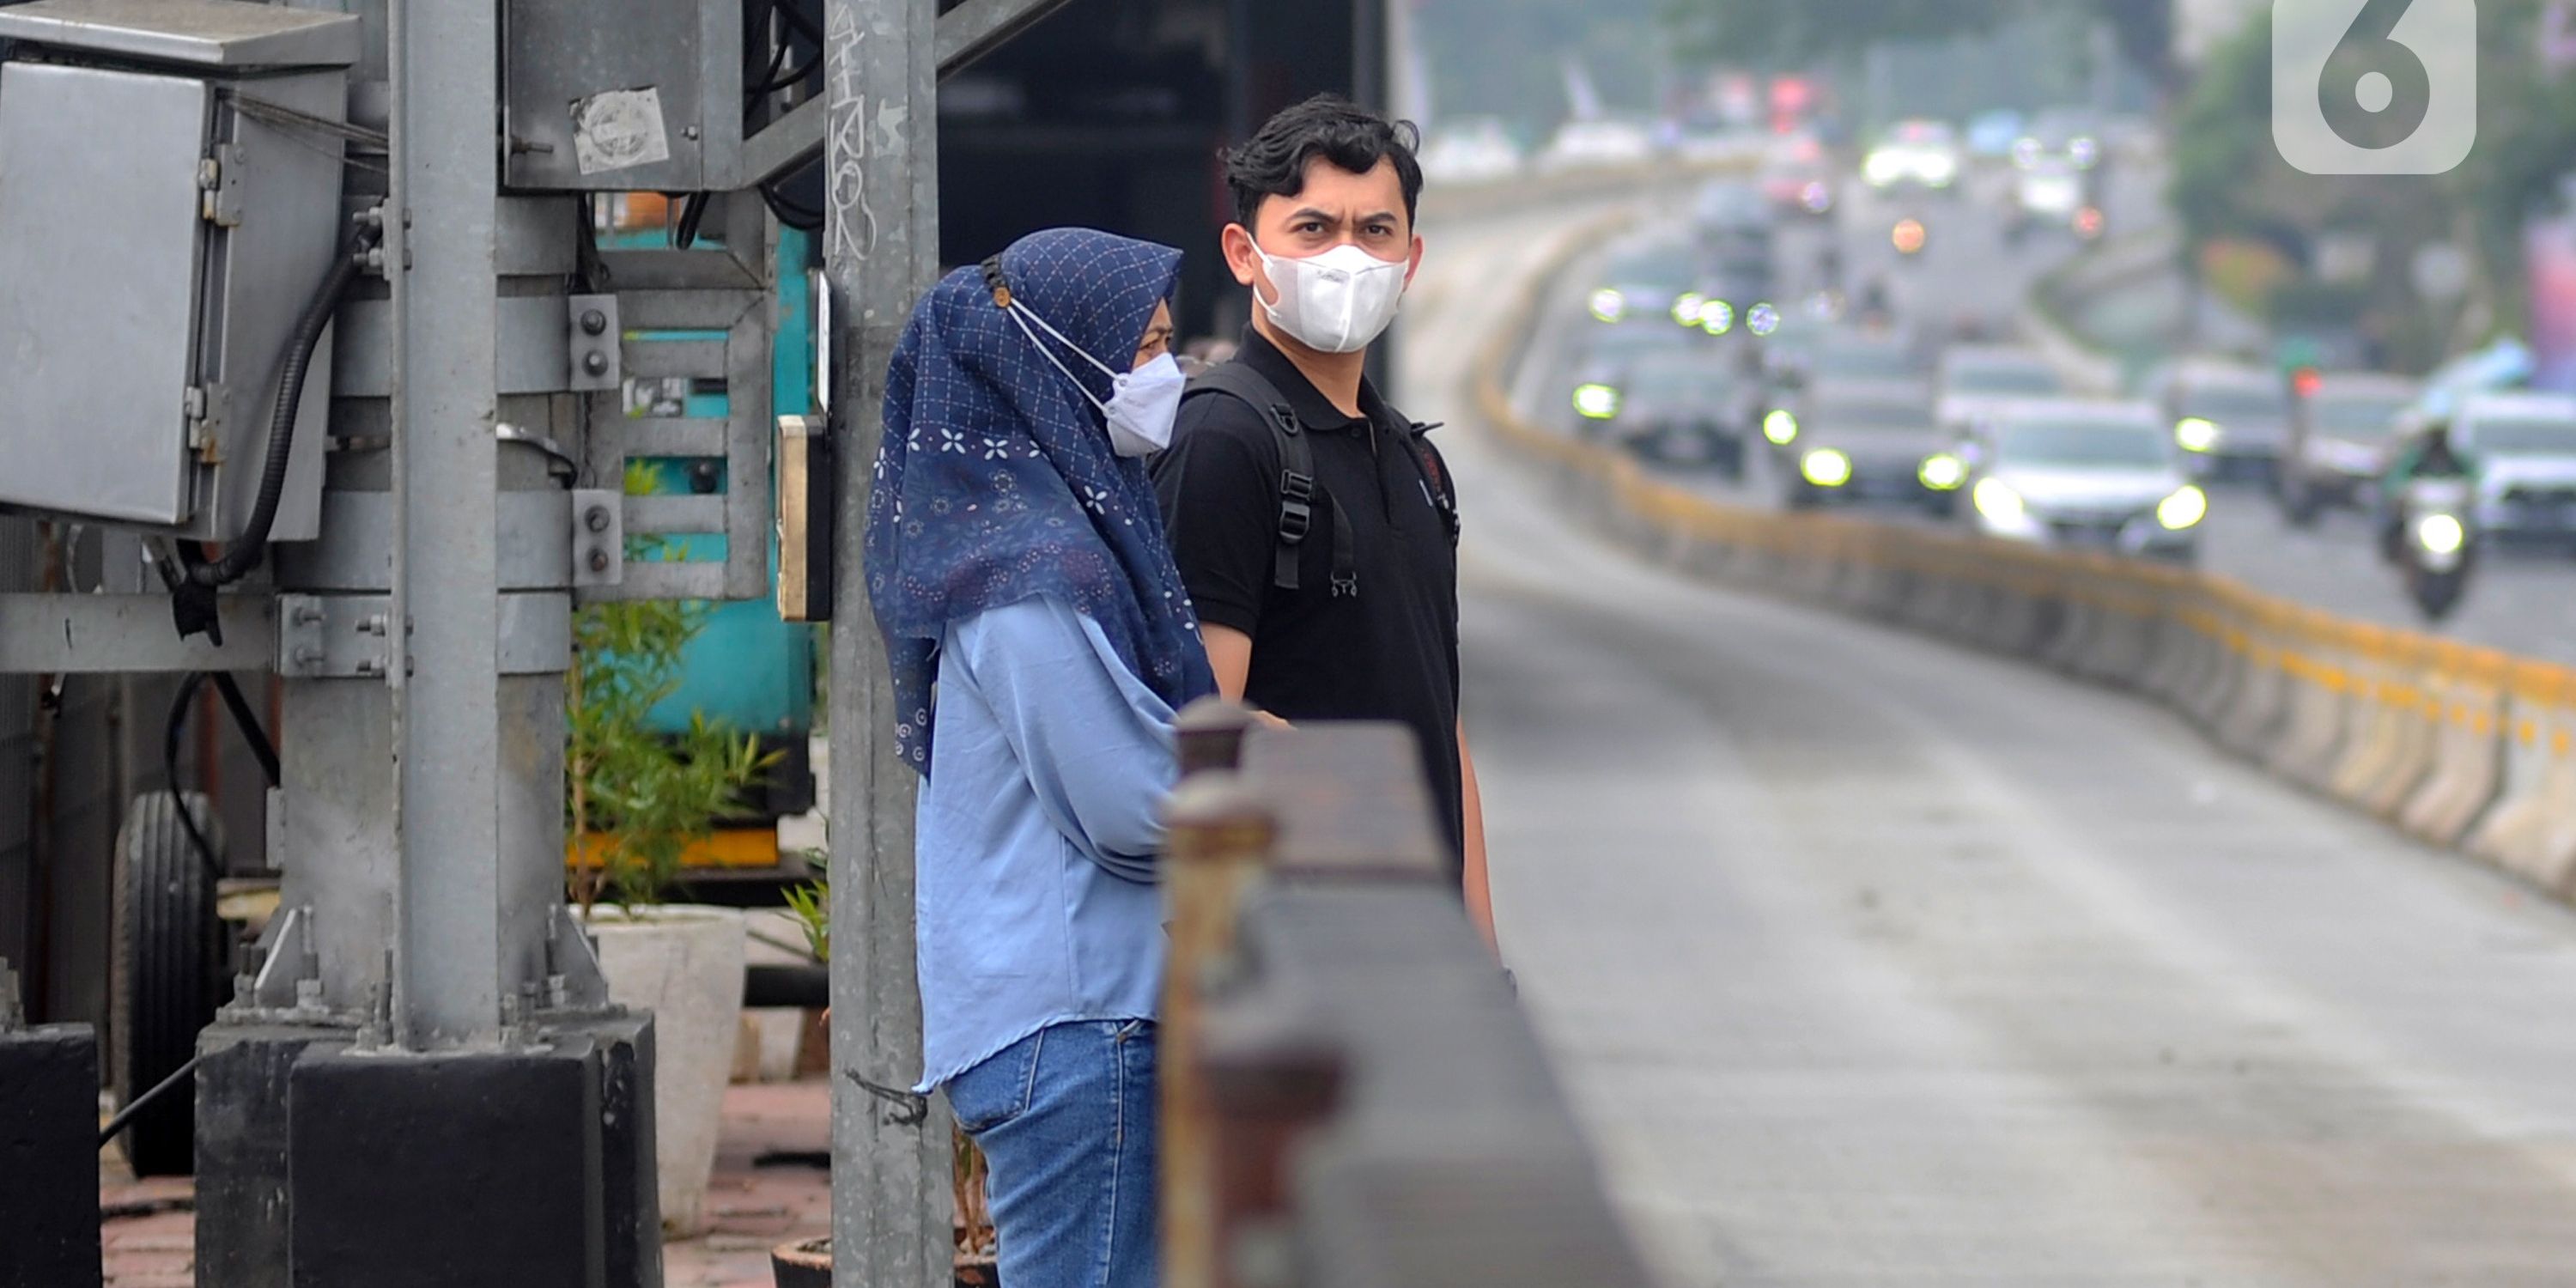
[2273,0,2476,174]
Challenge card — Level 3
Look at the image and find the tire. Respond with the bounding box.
[2283,478,2321,528]
[112,791,226,1177]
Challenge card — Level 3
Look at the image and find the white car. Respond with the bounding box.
[2281,371,2415,521]
[1862,119,1961,191]
[1418,118,1523,185]
[2455,392,2576,541]
[1962,401,2206,562]
[1537,118,1657,173]
[1935,344,2065,433]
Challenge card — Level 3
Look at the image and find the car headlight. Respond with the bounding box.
[1699,300,1735,335]
[2416,513,2467,555]
[1921,155,1957,185]
[1863,151,1901,185]
[2174,416,2221,453]
[1973,477,2025,522]
[1746,302,1780,337]
[1763,408,1799,445]
[2069,137,2099,167]
[1572,383,1620,419]
[1670,292,1705,325]
[1801,448,1853,488]
[1919,453,1967,491]
[1588,288,1626,324]
[2157,484,2208,530]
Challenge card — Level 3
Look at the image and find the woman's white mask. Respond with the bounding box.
[1005,305,1186,458]
[1251,241,1409,355]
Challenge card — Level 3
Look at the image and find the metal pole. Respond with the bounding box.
[823,0,951,1284]
[388,0,506,1048]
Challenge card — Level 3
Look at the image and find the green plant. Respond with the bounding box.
[566,467,778,915]
[781,854,829,963]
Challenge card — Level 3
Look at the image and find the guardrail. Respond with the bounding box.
[1158,703,1656,1288]
[1476,235,2576,908]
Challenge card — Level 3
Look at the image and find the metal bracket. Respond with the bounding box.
[570,489,624,587]
[201,143,248,228]
[567,293,620,392]
[275,593,394,678]
[248,906,323,1013]
[544,906,611,1009]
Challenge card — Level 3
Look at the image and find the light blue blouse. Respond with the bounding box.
[914,593,1177,1092]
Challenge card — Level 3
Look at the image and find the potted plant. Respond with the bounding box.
[568,556,775,1236]
[771,865,999,1287]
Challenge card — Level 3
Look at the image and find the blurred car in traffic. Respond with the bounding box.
[1935,344,2065,433]
[1960,400,2206,563]
[2013,107,2101,172]
[1777,379,1950,512]
[1568,319,1703,432]
[2280,370,2416,525]
[2005,156,2098,241]
[1418,117,1524,185]
[1600,352,1754,473]
[2453,392,2576,545]
[1758,131,1837,218]
[1862,118,1961,192]
[1585,241,1703,328]
[1538,116,1658,172]
[2142,358,2292,485]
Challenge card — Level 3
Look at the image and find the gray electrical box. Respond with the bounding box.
[0,0,357,543]
[501,0,743,192]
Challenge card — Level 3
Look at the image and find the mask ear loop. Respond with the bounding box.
[984,257,1127,410]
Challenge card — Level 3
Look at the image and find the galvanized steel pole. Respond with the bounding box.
[388,0,507,1048]
[823,0,951,1283]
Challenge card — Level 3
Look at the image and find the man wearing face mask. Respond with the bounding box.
[1152,95,1492,943]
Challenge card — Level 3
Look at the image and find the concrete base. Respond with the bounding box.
[193,1013,659,1288]
[0,1024,102,1288]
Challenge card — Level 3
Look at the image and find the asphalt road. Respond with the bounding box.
[1409,191,2576,1285]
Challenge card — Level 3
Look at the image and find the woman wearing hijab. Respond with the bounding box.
[866,228,1213,1288]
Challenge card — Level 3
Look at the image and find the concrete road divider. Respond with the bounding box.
[1473,218,2576,913]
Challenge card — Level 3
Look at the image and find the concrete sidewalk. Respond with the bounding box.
[100,1078,834,1287]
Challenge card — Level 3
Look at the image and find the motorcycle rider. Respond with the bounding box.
[2378,416,2475,561]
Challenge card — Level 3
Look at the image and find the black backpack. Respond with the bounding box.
[1176,361,1458,600]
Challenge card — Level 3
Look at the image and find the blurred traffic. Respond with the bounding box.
[1480,62,2576,662]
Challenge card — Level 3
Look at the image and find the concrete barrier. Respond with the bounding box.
[2399,649,2510,847]
[2466,664,2568,872]
[2266,648,2349,789]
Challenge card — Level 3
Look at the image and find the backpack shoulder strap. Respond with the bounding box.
[1183,361,1358,596]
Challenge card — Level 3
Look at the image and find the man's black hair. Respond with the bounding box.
[1224,94,1424,231]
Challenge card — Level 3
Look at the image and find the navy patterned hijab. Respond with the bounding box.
[866,228,1215,774]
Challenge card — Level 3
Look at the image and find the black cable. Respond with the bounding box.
[209,672,281,789]
[161,676,226,890]
[100,1050,207,1148]
[190,221,381,590]
[750,54,821,97]
[673,191,710,249]
[775,0,823,44]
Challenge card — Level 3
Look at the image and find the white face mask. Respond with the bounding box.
[1252,241,1410,355]
[1005,304,1186,458]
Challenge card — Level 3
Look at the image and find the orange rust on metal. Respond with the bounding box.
[1161,774,1280,1288]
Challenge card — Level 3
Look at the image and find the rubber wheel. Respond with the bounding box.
[112,791,226,1177]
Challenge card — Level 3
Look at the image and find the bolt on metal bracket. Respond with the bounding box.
[567,293,620,392]
[570,488,624,588]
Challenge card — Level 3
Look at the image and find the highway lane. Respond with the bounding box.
[1408,195,2576,1285]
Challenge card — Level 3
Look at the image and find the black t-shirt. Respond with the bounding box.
[1152,329,1466,867]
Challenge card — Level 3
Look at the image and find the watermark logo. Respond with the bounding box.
[2273,0,2476,174]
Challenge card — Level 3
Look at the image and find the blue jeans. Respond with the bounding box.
[946,1019,1159,1288]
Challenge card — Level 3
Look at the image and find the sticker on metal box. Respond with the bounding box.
[570,88,671,175]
